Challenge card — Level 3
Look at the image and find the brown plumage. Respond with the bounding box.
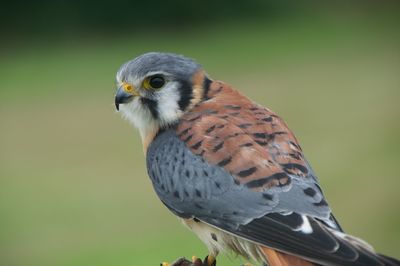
[177,80,306,191]
[176,80,318,265]
[261,247,315,266]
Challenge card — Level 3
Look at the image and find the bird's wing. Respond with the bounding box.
[146,81,396,266]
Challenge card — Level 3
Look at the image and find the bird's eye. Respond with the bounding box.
[146,75,165,89]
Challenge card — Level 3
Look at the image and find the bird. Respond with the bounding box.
[114,52,399,266]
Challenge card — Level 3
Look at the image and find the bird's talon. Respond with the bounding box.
[162,257,203,266]
[173,257,191,266]
[203,255,216,266]
[192,256,203,266]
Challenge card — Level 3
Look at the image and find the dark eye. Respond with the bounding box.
[149,76,165,89]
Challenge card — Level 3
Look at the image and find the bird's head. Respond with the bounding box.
[115,52,210,140]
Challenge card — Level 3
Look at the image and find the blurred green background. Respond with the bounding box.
[1,1,399,265]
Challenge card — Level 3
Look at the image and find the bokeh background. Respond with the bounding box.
[1,1,399,265]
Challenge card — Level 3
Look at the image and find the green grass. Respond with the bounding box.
[0,14,399,266]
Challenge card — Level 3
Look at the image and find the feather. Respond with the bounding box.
[145,80,400,266]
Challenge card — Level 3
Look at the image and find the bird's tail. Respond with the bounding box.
[377,253,400,266]
[329,230,400,266]
[259,232,400,266]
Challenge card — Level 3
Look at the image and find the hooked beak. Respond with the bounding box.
[115,86,134,111]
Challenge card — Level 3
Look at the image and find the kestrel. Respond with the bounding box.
[114,52,399,266]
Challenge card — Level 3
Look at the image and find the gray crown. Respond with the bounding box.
[117,52,202,82]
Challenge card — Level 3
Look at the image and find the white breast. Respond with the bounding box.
[182,218,266,263]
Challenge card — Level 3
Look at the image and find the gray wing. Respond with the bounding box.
[146,129,393,266]
[147,129,332,228]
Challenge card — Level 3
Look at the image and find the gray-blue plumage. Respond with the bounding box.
[146,129,399,265]
[117,52,201,84]
[146,129,333,230]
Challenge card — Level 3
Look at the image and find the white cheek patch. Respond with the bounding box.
[117,81,184,138]
[118,98,157,139]
[155,81,183,126]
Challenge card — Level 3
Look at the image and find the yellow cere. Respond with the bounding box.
[122,83,139,96]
